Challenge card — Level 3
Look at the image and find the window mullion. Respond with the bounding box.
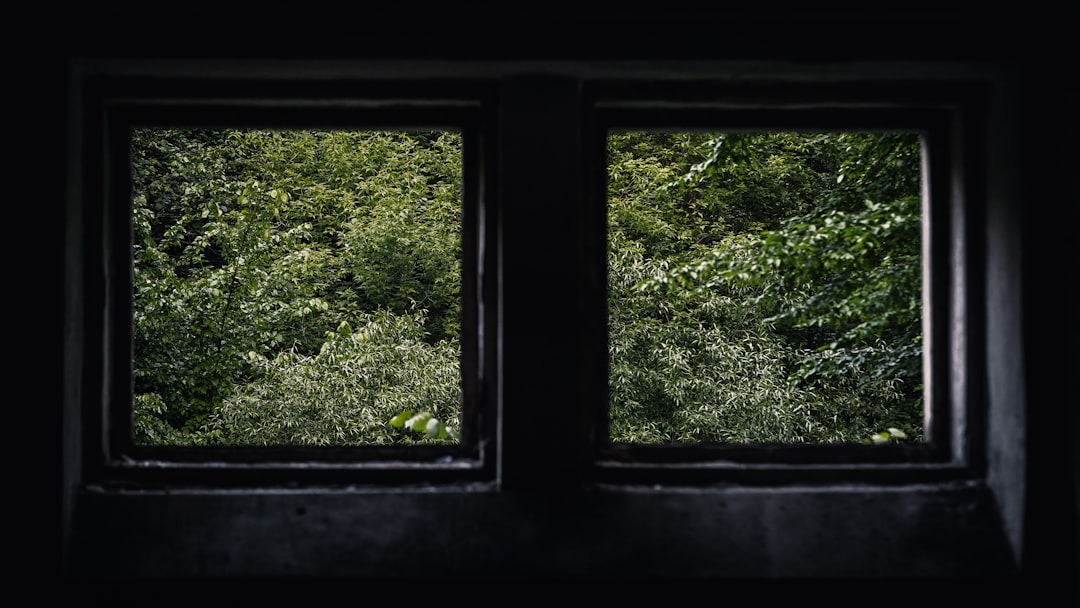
[497,74,589,489]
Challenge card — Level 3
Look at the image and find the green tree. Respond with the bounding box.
[131,128,463,445]
[132,126,921,448]
[648,133,922,393]
[612,131,923,443]
[201,311,459,446]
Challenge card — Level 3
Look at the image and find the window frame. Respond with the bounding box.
[75,71,500,486]
[68,63,989,489]
[60,57,1044,582]
[581,80,987,485]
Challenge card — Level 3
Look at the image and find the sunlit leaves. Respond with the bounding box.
[865,427,909,444]
[202,309,460,446]
[130,128,463,445]
[133,125,926,449]
[608,131,924,444]
[646,193,923,390]
[389,410,458,441]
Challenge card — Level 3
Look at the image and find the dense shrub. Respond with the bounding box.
[132,127,922,446]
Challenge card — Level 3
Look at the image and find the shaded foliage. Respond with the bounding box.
[131,128,463,444]
[202,311,459,446]
[132,127,923,447]
[615,131,924,443]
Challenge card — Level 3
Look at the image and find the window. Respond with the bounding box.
[73,70,983,482]
[604,128,925,447]
[131,127,466,450]
[63,58,1042,582]
[583,82,979,484]
[77,73,498,484]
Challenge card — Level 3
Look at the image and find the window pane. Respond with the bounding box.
[131,128,463,447]
[607,131,924,445]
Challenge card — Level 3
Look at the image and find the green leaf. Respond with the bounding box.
[425,418,444,437]
[405,411,432,432]
[389,411,414,428]
[870,432,890,444]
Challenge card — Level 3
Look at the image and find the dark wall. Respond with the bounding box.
[35,3,1077,601]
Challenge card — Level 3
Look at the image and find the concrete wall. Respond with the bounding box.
[45,4,1076,601]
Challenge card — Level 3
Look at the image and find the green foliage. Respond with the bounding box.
[644,194,922,389]
[131,128,463,445]
[865,427,910,445]
[200,311,460,446]
[133,393,193,445]
[132,125,924,448]
[611,131,924,444]
[389,410,458,441]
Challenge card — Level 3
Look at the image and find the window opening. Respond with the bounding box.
[606,130,925,446]
[130,127,464,448]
